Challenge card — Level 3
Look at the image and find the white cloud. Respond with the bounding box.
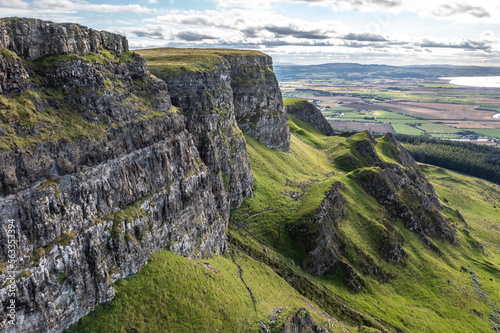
[0,0,30,9]
[30,0,156,14]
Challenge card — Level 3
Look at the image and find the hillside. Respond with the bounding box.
[275,63,500,81]
[0,18,499,333]
[70,114,500,332]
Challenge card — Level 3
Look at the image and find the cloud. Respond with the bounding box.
[418,39,491,51]
[342,33,387,42]
[262,26,329,39]
[31,0,156,14]
[292,0,401,11]
[214,0,274,8]
[176,31,217,41]
[0,0,29,9]
[132,29,165,39]
[433,3,490,18]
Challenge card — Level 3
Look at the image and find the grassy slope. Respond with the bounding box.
[69,115,500,332]
[67,242,352,332]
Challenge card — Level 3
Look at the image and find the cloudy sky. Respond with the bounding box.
[1,0,499,65]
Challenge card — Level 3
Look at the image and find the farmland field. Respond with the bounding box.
[276,64,500,145]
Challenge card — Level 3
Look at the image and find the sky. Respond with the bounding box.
[1,0,499,66]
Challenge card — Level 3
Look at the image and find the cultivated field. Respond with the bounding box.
[278,69,500,141]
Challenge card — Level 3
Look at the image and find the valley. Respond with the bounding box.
[276,64,500,144]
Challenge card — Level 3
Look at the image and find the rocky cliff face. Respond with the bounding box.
[0,19,289,333]
[289,182,346,277]
[224,55,290,152]
[0,18,127,61]
[139,53,254,208]
[139,49,290,154]
[352,132,457,246]
[285,99,334,136]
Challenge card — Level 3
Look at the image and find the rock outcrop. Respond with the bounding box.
[280,308,328,333]
[0,18,128,61]
[224,54,290,152]
[291,131,455,287]
[285,99,334,136]
[289,182,346,276]
[351,132,456,246]
[139,48,290,153]
[0,19,290,333]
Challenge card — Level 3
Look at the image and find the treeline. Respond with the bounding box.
[394,134,500,185]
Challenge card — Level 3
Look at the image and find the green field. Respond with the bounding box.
[416,123,462,134]
[466,128,500,139]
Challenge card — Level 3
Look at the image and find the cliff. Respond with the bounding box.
[0,19,289,333]
[136,48,256,208]
[284,98,334,136]
[0,18,128,61]
[138,48,290,153]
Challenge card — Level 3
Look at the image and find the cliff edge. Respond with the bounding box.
[0,19,290,333]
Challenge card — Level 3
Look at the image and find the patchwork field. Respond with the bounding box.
[277,67,500,142]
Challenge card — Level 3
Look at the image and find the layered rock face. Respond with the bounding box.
[0,18,127,61]
[144,57,254,208]
[353,132,456,246]
[289,182,346,277]
[0,19,289,333]
[285,99,334,136]
[224,54,290,152]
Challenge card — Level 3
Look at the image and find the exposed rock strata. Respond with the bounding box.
[291,131,455,285]
[354,132,456,245]
[147,59,253,208]
[280,308,328,333]
[223,54,290,152]
[0,18,127,61]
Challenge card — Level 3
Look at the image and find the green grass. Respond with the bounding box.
[0,49,172,152]
[391,122,425,135]
[68,247,349,332]
[0,90,108,151]
[231,126,342,261]
[136,47,265,76]
[283,97,307,107]
[416,123,462,134]
[373,110,420,120]
[327,106,356,111]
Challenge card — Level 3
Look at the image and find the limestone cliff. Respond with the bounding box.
[138,48,290,154]
[0,19,289,333]
[0,18,127,61]
[224,54,290,152]
[137,49,254,208]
